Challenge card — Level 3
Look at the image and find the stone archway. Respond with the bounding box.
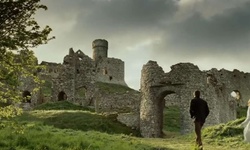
[140,61,183,138]
[58,91,67,101]
[22,91,31,103]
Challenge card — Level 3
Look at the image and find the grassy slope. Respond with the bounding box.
[0,101,250,150]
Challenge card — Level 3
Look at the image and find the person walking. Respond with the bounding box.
[189,90,210,149]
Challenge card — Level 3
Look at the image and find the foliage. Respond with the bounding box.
[0,125,155,150]
[34,101,94,112]
[237,106,248,118]
[0,0,53,119]
[203,118,245,138]
[0,102,250,149]
[163,106,181,133]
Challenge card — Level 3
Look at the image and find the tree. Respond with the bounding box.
[0,0,53,119]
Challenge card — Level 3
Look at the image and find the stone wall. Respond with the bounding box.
[95,89,141,129]
[95,90,140,113]
[19,76,40,106]
[95,58,126,86]
[139,61,250,138]
[37,39,128,106]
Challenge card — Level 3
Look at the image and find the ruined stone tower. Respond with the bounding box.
[92,39,108,61]
[93,39,127,86]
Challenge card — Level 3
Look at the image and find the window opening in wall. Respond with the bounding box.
[22,91,31,103]
[231,90,241,100]
[76,69,80,74]
[230,90,242,106]
[58,91,67,101]
[109,76,113,81]
[103,68,108,75]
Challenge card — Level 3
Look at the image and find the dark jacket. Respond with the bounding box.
[189,97,209,123]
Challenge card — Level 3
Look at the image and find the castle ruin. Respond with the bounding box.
[19,39,250,138]
[140,61,250,137]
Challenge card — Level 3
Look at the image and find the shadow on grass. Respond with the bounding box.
[16,111,141,137]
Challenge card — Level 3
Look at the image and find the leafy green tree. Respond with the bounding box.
[0,0,53,119]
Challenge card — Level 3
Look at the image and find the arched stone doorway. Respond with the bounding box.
[163,93,181,134]
[140,87,175,138]
[22,91,31,103]
[140,60,183,138]
[58,91,67,101]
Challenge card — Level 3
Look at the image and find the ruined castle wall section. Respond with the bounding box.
[206,68,250,122]
[95,90,140,113]
[74,50,97,106]
[96,90,140,128]
[163,63,250,133]
[212,69,250,106]
[39,61,61,78]
[95,58,127,86]
[140,61,166,138]
[51,48,98,106]
[38,61,63,103]
[165,63,210,134]
[51,64,76,102]
[18,76,40,108]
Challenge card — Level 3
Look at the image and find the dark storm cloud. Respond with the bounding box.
[74,0,177,35]
[38,0,179,56]
[36,0,250,89]
[40,0,178,33]
[153,1,250,58]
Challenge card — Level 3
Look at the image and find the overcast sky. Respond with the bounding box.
[35,0,250,90]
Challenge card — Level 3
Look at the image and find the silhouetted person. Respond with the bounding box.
[189,90,209,149]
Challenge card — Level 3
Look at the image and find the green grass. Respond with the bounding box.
[237,106,248,118]
[95,82,135,94]
[1,102,250,150]
[34,101,94,111]
[163,106,180,133]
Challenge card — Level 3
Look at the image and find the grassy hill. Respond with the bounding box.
[0,101,249,150]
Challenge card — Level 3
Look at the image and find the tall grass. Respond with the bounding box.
[1,102,250,150]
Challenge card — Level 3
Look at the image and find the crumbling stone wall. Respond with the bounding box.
[93,39,127,86]
[31,39,127,107]
[95,58,126,86]
[95,90,140,113]
[51,48,96,105]
[18,76,41,108]
[140,61,250,138]
[140,61,183,137]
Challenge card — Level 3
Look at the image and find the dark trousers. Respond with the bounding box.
[194,121,204,147]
